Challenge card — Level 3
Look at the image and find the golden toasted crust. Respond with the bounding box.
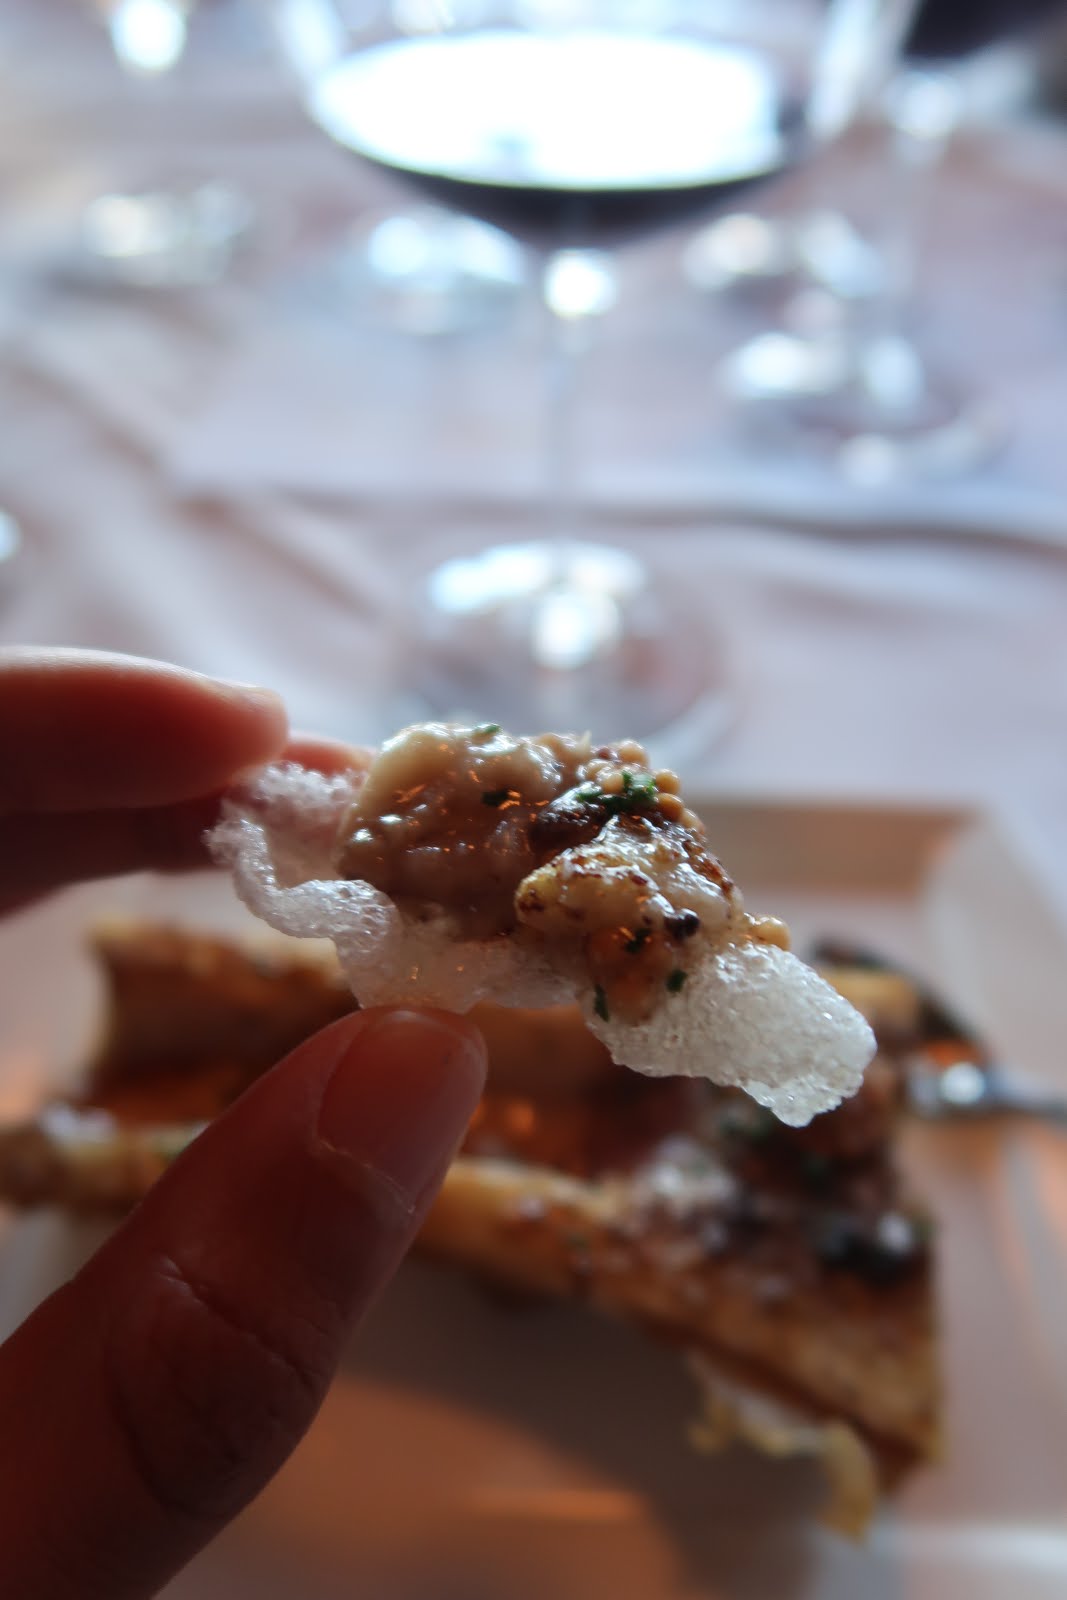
[86,923,353,1093]
[85,924,614,1104]
[685,1354,883,1537]
[419,1158,939,1463]
[0,1111,200,1211]
[0,920,941,1531]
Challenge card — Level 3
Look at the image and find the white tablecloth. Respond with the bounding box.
[3,13,1067,1600]
[1,0,1066,913]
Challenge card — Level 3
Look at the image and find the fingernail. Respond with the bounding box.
[314,1010,487,1216]
[219,681,286,715]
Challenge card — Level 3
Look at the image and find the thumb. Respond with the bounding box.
[0,1007,486,1600]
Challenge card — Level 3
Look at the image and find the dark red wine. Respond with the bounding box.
[308,30,804,250]
[906,0,1067,61]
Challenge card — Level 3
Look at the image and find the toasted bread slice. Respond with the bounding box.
[0,923,940,1533]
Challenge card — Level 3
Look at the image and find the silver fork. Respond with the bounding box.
[904,1058,1067,1128]
[812,938,1067,1130]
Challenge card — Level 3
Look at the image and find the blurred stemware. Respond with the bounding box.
[345,202,525,336]
[0,510,20,590]
[66,0,255,290]
[271,0,905,743]
[710,0,1067,484]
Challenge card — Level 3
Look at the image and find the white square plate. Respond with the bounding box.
[1,797,1066,1600]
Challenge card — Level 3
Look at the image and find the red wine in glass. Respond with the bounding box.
[905,0,1067,60]
[308,31,808,252]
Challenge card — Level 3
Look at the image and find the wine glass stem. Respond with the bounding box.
[106,0,190,79]
[850,67,960,398]
[530,249,621,677]
[541,253,584,555]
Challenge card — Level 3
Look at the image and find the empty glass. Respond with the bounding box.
[714,0,1067,483]
[69,0,255,290]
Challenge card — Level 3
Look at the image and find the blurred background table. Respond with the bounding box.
[1,0,1067,906]
[3,7,1067,1598]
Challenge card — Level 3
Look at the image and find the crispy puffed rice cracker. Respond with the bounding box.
[209,759,873,1126]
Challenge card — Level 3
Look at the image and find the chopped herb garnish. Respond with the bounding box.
[666,968,688,994]
[481,788,513,807]
[566,1231,592,1253]
[593,984,610,1021]
[624,927,651,955]
[576,771,658,817]
[473,722,501,737]
[605,770,658,815]
[622,769,657,802]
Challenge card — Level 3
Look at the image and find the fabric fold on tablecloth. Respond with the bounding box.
[5,98,1067,548]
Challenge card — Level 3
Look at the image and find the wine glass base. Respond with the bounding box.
[725,331,1003,485]
[349,208,525,337]
[0,508,23,607]
[826,402,1002,488]
[395,540,735,752]
[683,212,797,297]
[683,211,884,302]
[61,184,254,291]
[0,510,19,566]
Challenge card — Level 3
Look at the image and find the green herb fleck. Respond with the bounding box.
[604,770,658,816]
[666,968,688,994]
[622,769,657,803]
[576,770,659,817]
[624,927,651,955]
[473,722,501,737]
[482,788,513,807]
[566,1231,592,1254]
[593,984,610,1021]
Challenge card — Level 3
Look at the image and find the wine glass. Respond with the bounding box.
[0,512,19,588]
[717,0,1067,484]
[64,0,255,290]
[686,0,1064,301]
[270,0,903,743]
[345,201,525,335]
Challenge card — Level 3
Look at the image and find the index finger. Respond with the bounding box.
[0,649,288,815]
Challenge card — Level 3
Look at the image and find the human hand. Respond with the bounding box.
[0,649,487,1598]
[0,644,340,913]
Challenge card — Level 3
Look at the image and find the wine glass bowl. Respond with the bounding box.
[305,24,808,249]
[349,204,525,336]
[405,538,737,747]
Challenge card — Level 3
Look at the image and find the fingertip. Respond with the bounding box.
[312,1006,487,1215]
[211,681,289,757]
[281,733,373,776]
[218,680,287,719]
[0,653,293,812]
[356,1005,488,1072]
